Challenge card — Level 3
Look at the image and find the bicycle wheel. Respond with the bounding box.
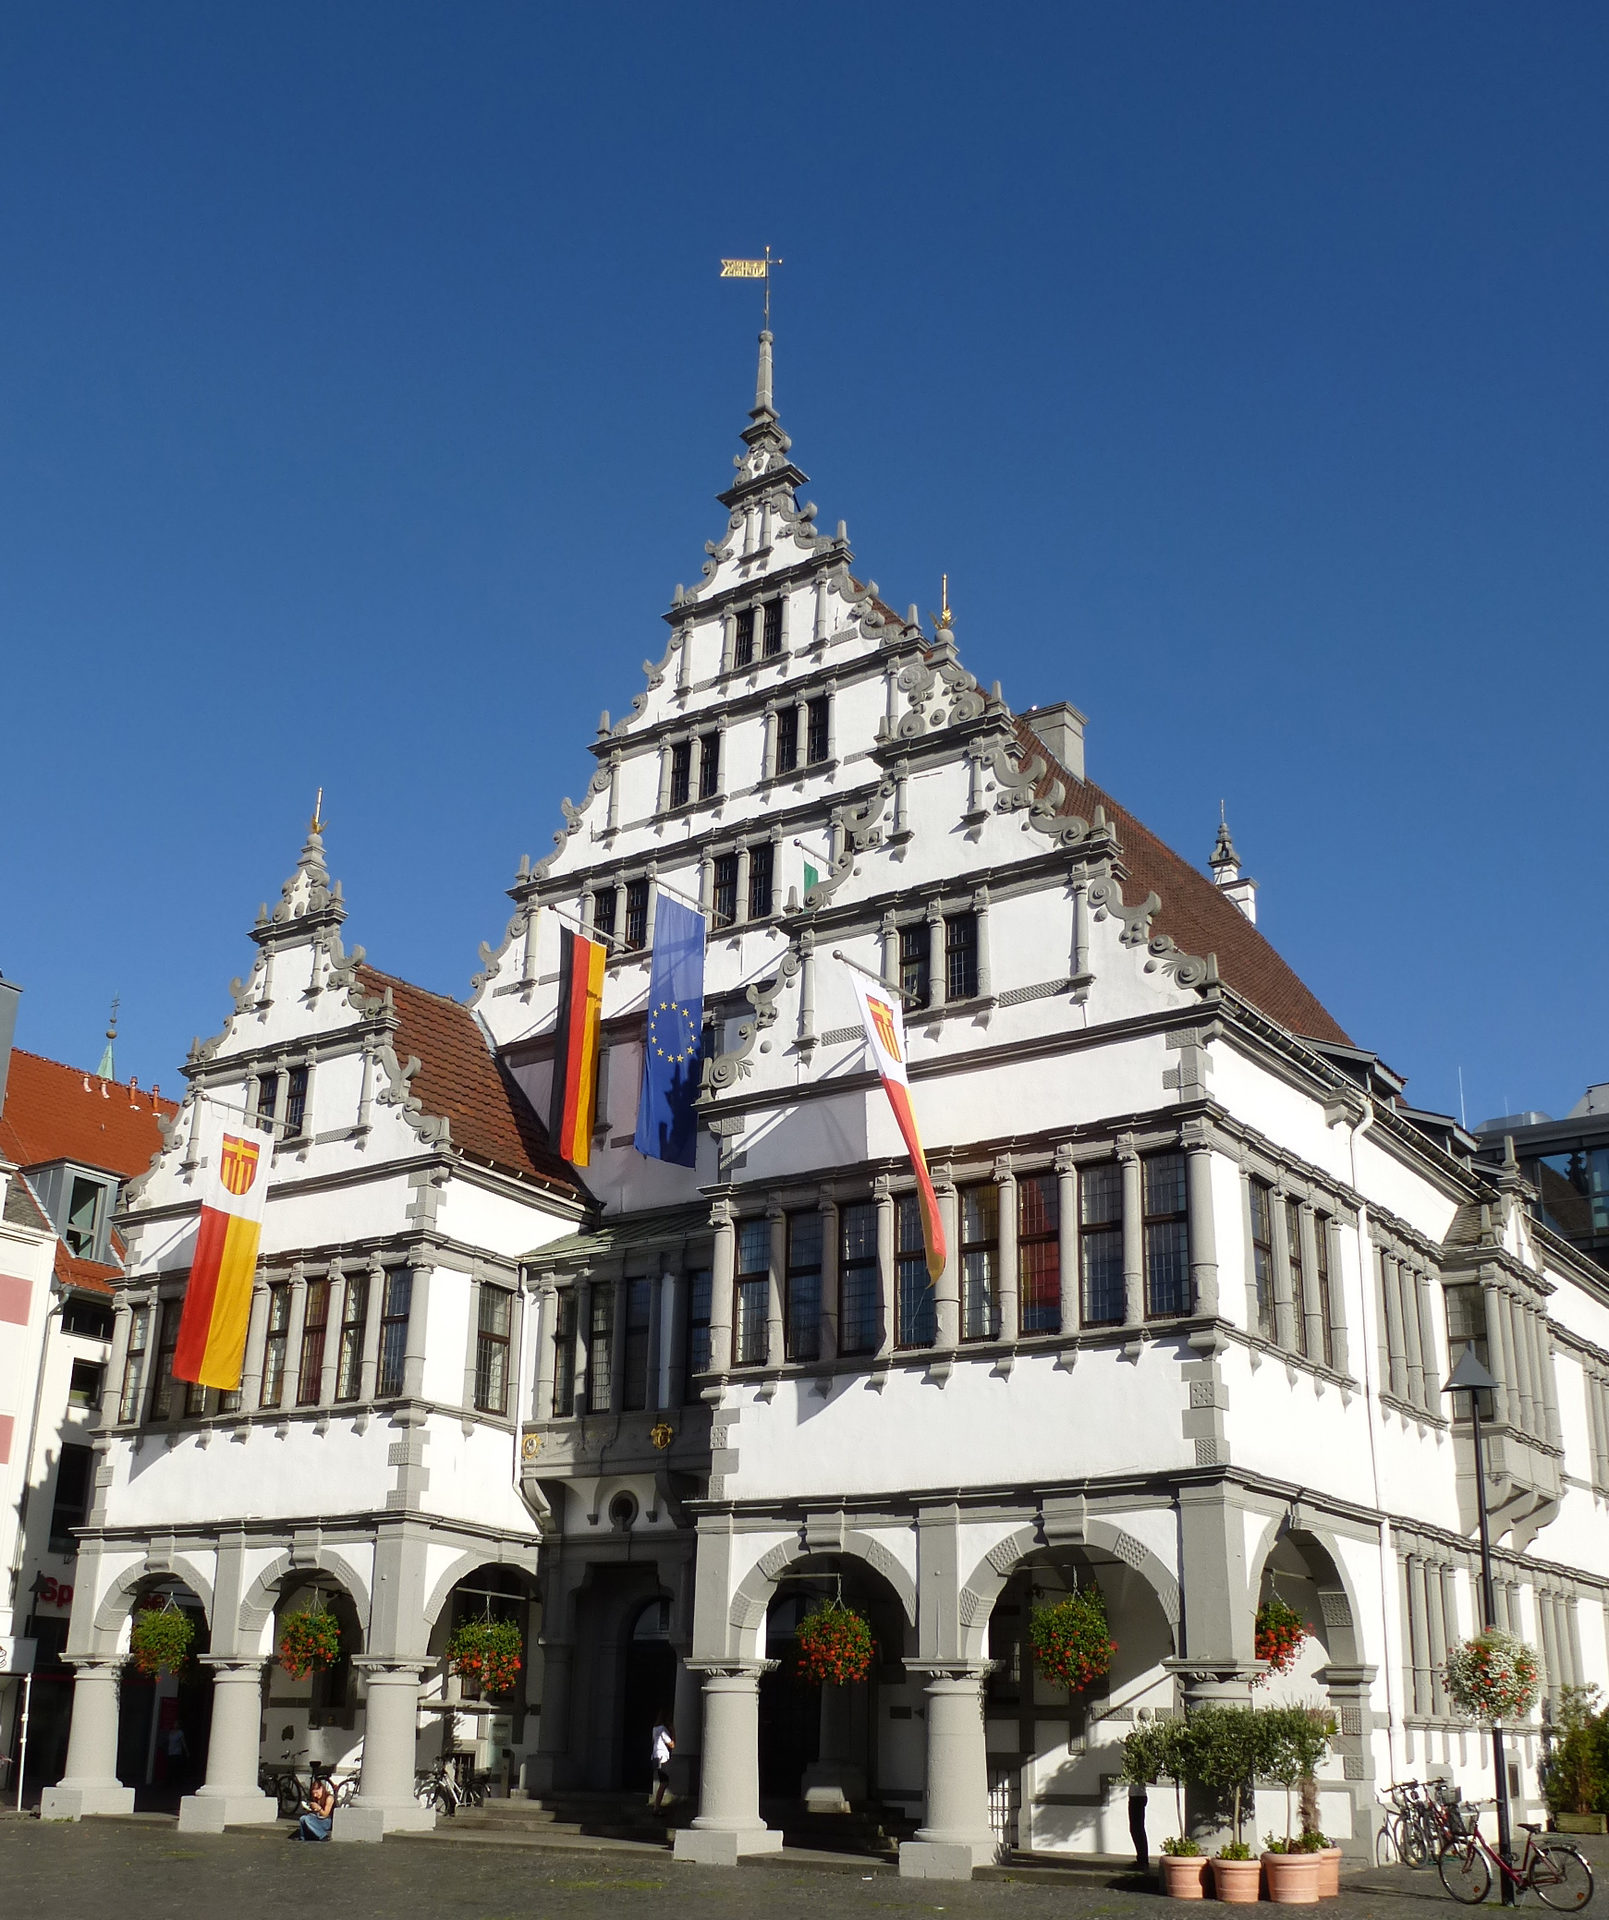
[334,1774,360,1808]
[1400,1815,1433,1870]
[414,1773,444,1811]
[1439,1842,1492,1905]
[276,1775,304,1819]
[1530,1844,1593,1911]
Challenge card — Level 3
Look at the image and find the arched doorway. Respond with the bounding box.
[260,1578,366,1782]
[426,1564,536,1794]
[620,1597,676,1792]
[116,1579,212,1810]
[983,1547,1177,1855]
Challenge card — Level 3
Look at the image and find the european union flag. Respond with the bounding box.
[633,893,707,1167]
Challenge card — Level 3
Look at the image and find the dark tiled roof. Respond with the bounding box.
[1014,716,1350,1046]
[355,964,584,1197]
[0,1049,176,1180]
[524,1202,708,1264]
[2,1171,52,1232]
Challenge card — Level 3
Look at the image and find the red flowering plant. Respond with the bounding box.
[795,1601,875,1686]
[278,1607,341,1681]
[1028,1587,1116,1693]
[447,1619,524,1697]
[1254,1598,1309,1679]
[129,1603,195,1678]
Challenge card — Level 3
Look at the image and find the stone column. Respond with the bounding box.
[803,1680,866,1812]
[1183,1126,1219,1318]
[1120,1141,1144,1328]
[359,1257,385,1401]
[817,1194,839,1363]
[337,1661,434,1841]
[104,1298,133,1427]
[1297,1204,1325,1359]
[281,1266,309,1407]
[899,1667,996,1878]
[533,1283,557,1419]
[401,1254,432,1401]
[321,1264,346,1404]
[672,1665,782,1864]
[1379,1252,1409,1401]
[766,1203,786,1365]
[1398,1261,1426,1408]
[1056,1146,1079,1336]
[668,1654,703,1801]
[178,1658,277,1831]
[1271,1191,1298,1351]
[995,1160,1018,1344]
[39,1657,135,1820]
[934,1175,959,1352]
[875,1176,895,1356]
[526,1640,573,1793]
[238,1279,271,1409]
[708,1204,735,1377]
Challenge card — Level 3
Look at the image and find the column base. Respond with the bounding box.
[673,1823,784,1866]
[898,1838,996,1879]
[178,1789,280,1833]
[331,1800,437,1843]
[39,1782,136,1822]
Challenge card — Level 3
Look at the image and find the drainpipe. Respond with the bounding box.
[8,1280,65,1613]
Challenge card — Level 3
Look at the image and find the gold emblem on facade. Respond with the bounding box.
[649,1422,674,1451]
[521,1431,543,1461]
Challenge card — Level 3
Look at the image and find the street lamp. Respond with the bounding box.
[1442,1342,1514,1906]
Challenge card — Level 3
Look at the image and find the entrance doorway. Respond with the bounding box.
[759,1594,820,1798]
[619,1598,675,1791]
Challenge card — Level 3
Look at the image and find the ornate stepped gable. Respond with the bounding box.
[470,331,1349,1182]
[136,824,582,1208]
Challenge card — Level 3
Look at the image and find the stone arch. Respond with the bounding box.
[422,1543,541,1634]
[1246,1514,1363,1668]
[236,1548,374,1655]
[956,1519,1181,1661]
[726,1527,917,1660]
[92,1553,216,1647]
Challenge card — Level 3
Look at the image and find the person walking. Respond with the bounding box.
[1127,1774,1149,1872]
[649,1719,675,1809]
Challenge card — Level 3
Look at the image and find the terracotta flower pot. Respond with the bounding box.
[1211,1857,1264,1904]
[1160,1855,1210,1899]
[1262,1852,1322,1904]
[1313,1846,1342,1897]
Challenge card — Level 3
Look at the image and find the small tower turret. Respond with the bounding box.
[1209,805,1258,924]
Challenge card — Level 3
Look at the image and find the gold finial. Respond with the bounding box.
[310,786,325,835]
[931,573,953,632]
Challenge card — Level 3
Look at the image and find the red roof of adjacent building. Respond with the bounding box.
[355,964,585,1197]
[0,1048,176,1182]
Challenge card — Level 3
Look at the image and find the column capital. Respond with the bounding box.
[353,1657,430,1680]
[199,1655,270,1677]
[907,1662,993,1686]
[64,1654,127,1677]
[685,1659,776,1681]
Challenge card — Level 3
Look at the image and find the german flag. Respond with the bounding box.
[550,928,606,1165]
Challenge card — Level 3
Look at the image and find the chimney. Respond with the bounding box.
[1026,702,1087,782]
[0,973,19,1121]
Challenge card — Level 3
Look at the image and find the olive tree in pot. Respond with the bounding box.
[1124,1720,1208,1898]
[1261,1707,1334,1904]
[1185,1707,1266,1903]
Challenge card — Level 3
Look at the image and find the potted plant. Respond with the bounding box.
[795,1600,874,1685]
[1189,1706,1265,1861]
[1542,1684,1609,1834]
[1299,1828,1342,1897]
[129,1601,194,1678]
[1211,1839,1262,1904]
[1444,1629,1540,1724]
[1260,1704,1333,1901]
[278,1604,341,1680]
[1159,1833,1209,1900]
[1262,1830,1323,1904]
[447,1618,524,1696]
[1255,1597,1309,1680]
[1027,1585,1116,1693]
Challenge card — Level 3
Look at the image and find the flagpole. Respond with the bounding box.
[653,877,708,918]
[831,947,927,1011]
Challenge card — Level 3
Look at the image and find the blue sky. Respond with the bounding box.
[2,3,1604,1129]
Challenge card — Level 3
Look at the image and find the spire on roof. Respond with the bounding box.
[719,330,809,511]
[1209,804,1258,925]
[97,994,119,1081]
[256,795,346,938]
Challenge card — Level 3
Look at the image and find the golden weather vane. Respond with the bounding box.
[929,572,953,633]
[719,244,783,328]
[310,786,326,835]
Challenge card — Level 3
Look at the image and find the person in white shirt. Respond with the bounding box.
[649,1720,675,1809]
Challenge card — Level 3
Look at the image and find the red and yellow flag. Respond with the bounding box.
[550,928,606,1165]
[173,1108,274,1390]
[846,969,946,1282]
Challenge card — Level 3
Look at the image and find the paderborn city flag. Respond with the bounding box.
[173,1107,274,1390]
[846,968,946,1283]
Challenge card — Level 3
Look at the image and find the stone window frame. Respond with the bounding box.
[1237,1149,1354,1381]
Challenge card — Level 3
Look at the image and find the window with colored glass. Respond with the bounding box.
[587,1283,614,1411]
[896,1193,935,1348]
[959,1182,999,1341]
[1079,1163,1124,1326]
[297,1276,330,1405]
[1017,1173,1061,1334]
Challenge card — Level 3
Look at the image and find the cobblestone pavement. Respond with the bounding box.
[1,1818,1603,1920]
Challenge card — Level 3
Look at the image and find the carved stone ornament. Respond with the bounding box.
[702,949,803,1095]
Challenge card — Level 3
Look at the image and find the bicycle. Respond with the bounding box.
[1438,1816,1594,1909]
[413,1760,488,1817]
[260,1749,362,1817]
[1376,1779,1442,1868]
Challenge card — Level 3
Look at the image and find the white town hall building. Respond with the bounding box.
[39,335,1609,1874]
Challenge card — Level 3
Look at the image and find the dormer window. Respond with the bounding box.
[65,1177,107,1260]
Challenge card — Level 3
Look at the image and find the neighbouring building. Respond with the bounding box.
[41,335,1609,1874]
[0,986,176,1796]
[1476,1089,1609,1278]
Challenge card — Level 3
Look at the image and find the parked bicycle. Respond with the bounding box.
[1376,1778,1445,1868]
[1439,1816,1593,1909]
[413,1759,488,1817]
[258,1749,361,1818]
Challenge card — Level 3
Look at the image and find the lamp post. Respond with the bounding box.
[1442,1343,1514,1905]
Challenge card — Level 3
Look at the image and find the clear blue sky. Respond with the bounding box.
[3,3,1604,1129]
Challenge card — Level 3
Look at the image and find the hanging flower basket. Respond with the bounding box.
[1028,1587,1116,1693]
[447,1619,524,1696]
[1254,1597,1309,1677]
[130,1604,195,1678]
[1446,1631,1541,1723]
[795,1602,875,1686]
[278,1607,342,1681]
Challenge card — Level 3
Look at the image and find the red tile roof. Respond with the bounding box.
[1014,716,1350,1046]
[355,964,584,1196]
[53,1249,121,1299]
[0,1049,176,1180]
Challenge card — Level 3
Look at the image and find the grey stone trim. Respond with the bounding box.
[996,979,1072,1009]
